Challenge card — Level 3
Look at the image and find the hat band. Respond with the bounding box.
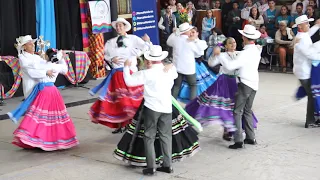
[149,54,163,57]
[243,31,255,36]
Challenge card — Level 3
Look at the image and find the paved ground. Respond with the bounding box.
[0,72,319,180]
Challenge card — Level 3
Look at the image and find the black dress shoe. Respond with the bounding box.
[244,139,257,145]
[228,142,244,149]
[143,168,155,175]
[222,133,232,141]
[305,123,320,128]
[156,166,173,173]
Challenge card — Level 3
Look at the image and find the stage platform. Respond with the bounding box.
[0,79,103,121]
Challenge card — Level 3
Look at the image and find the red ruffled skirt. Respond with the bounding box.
[12,86,79,151]
[89,71,143,128]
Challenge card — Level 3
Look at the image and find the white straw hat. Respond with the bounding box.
[144,45,168,61]
[238,24,261,39]
[292,15,314,28]
[111,17,132,32]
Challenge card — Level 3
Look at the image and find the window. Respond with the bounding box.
[117,0,132,15]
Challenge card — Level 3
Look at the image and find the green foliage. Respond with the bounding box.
[179,12,189,23]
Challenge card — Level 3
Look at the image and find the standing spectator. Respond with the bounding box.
[198,0,210,10]
[213,0,221,9]
[263,0,278,38]
[169,0,177,13]
[292,3,305,34]
[221,0,234,35]
[174,3,187,27]
[291,0,309,15]
[254,0,269,14]
[227,1,242,50]
[158,5,177,58]
[275,21,295,73]
[248,7,264,30]
[201,9,216,41]
[275,5,293,29]
[306,5,320,42]
[186,1,198,26]
[241,0,254,20]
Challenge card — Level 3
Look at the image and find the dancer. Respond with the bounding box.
[8,48,79,151]
[186,37,258,141]
[113,101,200,167]
[15,35,55,99]
[216,25,261,149]
[295,40,320,124]
[178,27,217,102]
[168,23,206,101]
[122,45,177,175]
[89,18,151,134]
[292,15,320,128]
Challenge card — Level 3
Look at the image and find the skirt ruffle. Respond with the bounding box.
[185,74,258,132]
[178,62,217,102]
[12,86,79,151]
[89,71,144,128]
[113,104,200,167]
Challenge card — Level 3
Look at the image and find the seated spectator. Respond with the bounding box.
[201,9,216,41]
[254,0,269,14]
[258,24,270,65]
[291,0,309,15]
[248,7,264,29]
[263,0,279,38]
[186,1,198,26]
[213,0,221,9]
[197,0,210,10]
[205,27,226,60]
[241,0,254,20]
[259,24,269,39]
[291,3,305,34]
[276,5,293,29]
[275,21,295,73]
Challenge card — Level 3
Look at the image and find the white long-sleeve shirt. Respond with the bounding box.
[104,34,152,72]
[293,24,320,80]
[123,64,178,113]
[40,58,68,83]
[208,51,240,75]
[218,44,261,90]
[18,52,49,98]
[167,34,205,74]
[295,40,320,60]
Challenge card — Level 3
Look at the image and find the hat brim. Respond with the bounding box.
[20,38,37,46]
[144,51,169,61]
[292,18,314,28]
[176,26,193,35]
[112,20,132,32]
[238,30,261,40]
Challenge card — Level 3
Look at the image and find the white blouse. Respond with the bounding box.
[208,51,240,75]
[104,34,152,72]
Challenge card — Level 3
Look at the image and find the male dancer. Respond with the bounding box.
[215,25,261,149]
[123,45,178,175]
[292,15,320,128]
[167,22,204,100]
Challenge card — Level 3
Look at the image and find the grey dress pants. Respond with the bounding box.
[233,83,256,143]
[143,106,172,169]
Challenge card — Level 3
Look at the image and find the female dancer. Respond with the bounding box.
[89,18,151,134]
[178,27,217,102]
[8,48,79,151]
[185,37,258,140]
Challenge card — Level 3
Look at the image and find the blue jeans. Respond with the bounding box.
[206,47,213,60]
[201,31,211,41]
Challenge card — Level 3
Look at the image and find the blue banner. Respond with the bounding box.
[131,0,160,45]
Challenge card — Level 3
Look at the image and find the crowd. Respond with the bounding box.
[158,0,320,73]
